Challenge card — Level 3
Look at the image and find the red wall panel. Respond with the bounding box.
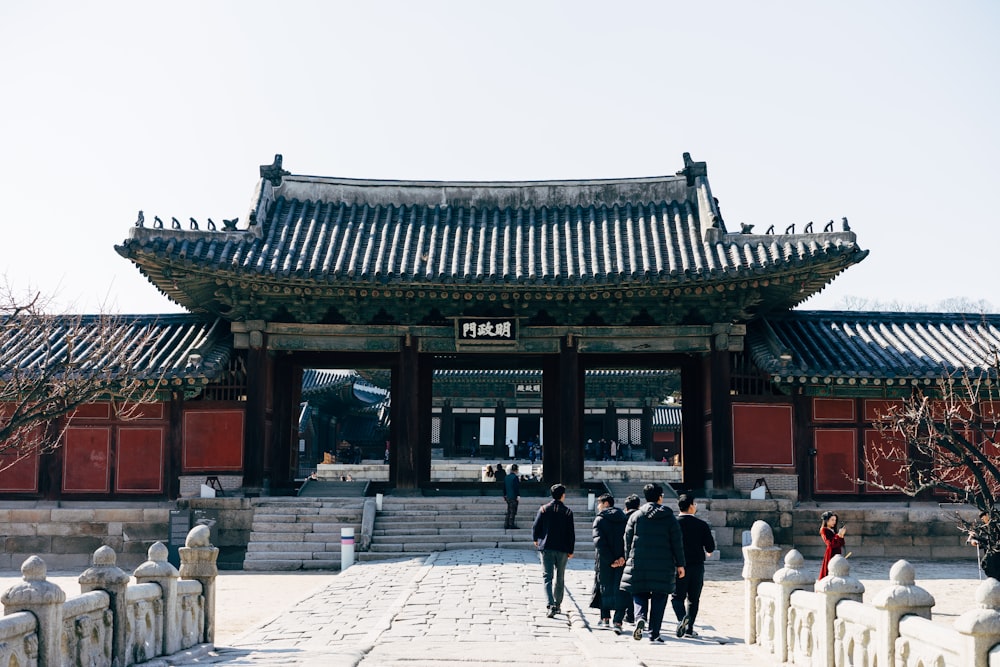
[864,399,904,422]
[115,427,164,493]
[813,398,855,422]
[74,404,111,420]
[183,409,244,471]
[732,403,794,466]
[863,429,909,493]
[814,430,858,494]
[63,427,111,493]
[0,452,39,492]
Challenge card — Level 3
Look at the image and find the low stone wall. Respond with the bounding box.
[743,520,1000,667]
[0,525,218,667]
[0,502,173,571]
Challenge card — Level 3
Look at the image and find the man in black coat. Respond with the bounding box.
[671,493,715,638]
[532,483,575,618]
[620,483,685,643]
[504,464,520,529]
[592,493,628,633]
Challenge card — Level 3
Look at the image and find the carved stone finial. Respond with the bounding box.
[148,541,169,563]
[21,555,46,582]
[830,554,850,578]
[186,524,212,548]
[260,154,291,187]
[890,559,916,586]
[750,520,775,548]
[92,545,117,567]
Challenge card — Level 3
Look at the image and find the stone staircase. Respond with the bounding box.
[243,497,364,571]
[363,495,597,562]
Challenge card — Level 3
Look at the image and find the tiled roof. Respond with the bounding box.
[749,311,1000,384]
[301,369,388,405]
[116,155,867,318]
[653,405,683,429]
[0,314,232,385]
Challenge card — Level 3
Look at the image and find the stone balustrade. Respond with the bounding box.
[0,524,218,667]
[744,519,1000,667]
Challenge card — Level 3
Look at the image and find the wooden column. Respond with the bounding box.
[268,357,295,495]
[417,353,433,482]
[541,354,561,484]
[494,401,506,460]
[167,390,184,500]
[709,349,734,491]
[243,344,269,495]
[391,335,422,489]
[542,335,583,489]
[680,357,705,491]
[792,390,812,502]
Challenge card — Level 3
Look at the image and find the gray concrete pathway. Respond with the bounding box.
[186,549,754,666]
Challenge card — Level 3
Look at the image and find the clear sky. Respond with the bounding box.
[2,1,998,315]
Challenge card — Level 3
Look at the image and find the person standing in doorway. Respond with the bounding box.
[620,483,685,643]
[507,439,516,460]
[592,493,628,633]
[672,493,715,638]
[504,464,520,529]
[532,483,576,618]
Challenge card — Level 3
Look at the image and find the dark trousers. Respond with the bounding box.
[632,592,668,638]
[671,563,705,626]
[670,563,705,628]
[505,498,518,528]
[598,568,628,623]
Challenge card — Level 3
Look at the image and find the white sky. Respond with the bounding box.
[2,1,998,315]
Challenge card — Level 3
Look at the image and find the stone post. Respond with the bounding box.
[771,549,815,663]
[954,577,1000,667]
[134,541,181,655]
[870,560,934,667]
[79,545,130,667]
[814,555,864,667]
[742,519,781,644]
[1,556,66,667]
[178,524,219,644]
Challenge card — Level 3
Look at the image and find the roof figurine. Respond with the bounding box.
[260,154,290,187]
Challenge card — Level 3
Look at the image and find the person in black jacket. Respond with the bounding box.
[672,493,716,638]
[592,493,628,633]
[504,464,520,529]
[532,483,575,618]
[620,483,685,643]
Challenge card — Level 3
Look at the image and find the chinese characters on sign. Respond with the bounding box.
[456,318,517,343]
[515,383,541,395]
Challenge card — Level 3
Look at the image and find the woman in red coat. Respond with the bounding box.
[818,511,846,579]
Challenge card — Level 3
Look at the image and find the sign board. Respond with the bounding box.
[455,317,517,346]
[167,509,191,567]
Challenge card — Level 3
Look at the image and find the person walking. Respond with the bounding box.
[592,493,628,634]
[532,483,576,618]
[504,464,520,529]
[671,493,715,638]
[622,493,642,624]
[818,510,846,579]
[620,482,685,643]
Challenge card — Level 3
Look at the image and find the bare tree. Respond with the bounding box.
[865,362,1000,564]
[0,279,161,469]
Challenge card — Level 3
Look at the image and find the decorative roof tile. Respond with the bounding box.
[749,311,1000,383]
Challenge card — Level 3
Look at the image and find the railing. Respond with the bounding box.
[743,519,1000,667]
[0,524,218,667]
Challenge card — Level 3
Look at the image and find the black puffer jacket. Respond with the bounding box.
[593,507,627,600]
[619,502,686,594]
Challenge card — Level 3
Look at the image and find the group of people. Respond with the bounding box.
[528,482,715,643]
[585,438,627,461]
[506,437,541,463]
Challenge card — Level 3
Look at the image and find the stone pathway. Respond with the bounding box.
[186,549,755,666]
